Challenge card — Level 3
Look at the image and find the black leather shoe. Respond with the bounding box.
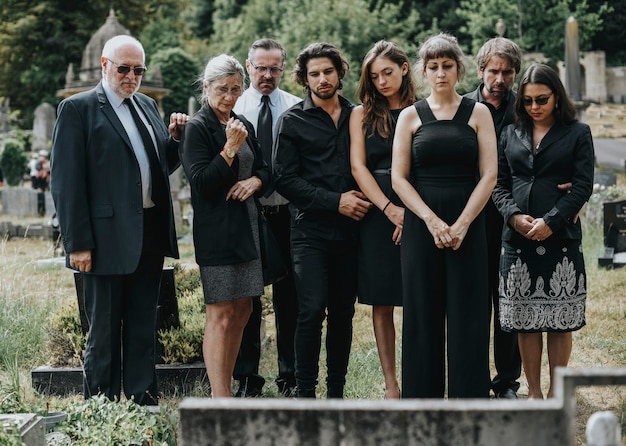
[234,379,263,398]
[295,387,316,398]
[496,388,518,399]
[276,380,297,398]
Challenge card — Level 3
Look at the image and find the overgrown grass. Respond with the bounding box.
[0,173,625,444]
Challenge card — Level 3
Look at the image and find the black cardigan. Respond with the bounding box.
[492,121,594,241]
[180,104,271,266]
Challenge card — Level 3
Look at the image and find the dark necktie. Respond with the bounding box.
[124,97,167,208]
[258,95,273,165]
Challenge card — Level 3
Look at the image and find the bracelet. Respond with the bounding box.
[382,200,392,214]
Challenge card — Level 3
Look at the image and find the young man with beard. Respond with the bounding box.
[232,39,301,397]
[274,42,372,398]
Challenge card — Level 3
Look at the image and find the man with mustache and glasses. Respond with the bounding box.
[232,39,301,398]
[465,37,523,400]
[51,35,188,405]
[274,42,372,399]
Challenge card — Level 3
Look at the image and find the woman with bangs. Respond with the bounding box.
[349,40,417,399]
[392,33,497,398]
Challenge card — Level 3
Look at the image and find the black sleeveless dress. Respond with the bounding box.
[401,97,490,398]
[357,109,402,306]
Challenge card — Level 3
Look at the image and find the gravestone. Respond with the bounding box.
[32,103,56,151]
[598,199,626,268]
[594,171,617,189]
[1,188,39,216]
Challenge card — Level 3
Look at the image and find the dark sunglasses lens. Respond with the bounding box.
[116,65,145,76]
[523,96,550,106]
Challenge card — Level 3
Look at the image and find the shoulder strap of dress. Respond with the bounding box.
[414,99,436,123]
[453,96,475,124]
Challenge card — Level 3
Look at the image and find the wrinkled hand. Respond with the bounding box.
[224,118,248,155]
[226,176,262,202]
[168,112,190,139]
[339,190,373,221]
[70,250,92,272]
[526,217,553,242]
[447,220,470,251]
[425,216,453,249]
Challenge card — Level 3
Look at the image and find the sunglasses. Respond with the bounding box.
[106,58,147,76]
[522,93,552,107]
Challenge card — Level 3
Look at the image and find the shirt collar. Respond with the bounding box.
[248,87,282,106]
[102,80,127,109]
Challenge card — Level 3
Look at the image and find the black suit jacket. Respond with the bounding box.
[492,121,594,241]
[180,104,271,266]
[50,82,180,275]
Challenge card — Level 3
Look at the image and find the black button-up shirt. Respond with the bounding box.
[274,93,357,240]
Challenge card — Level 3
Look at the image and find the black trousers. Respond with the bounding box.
[233,205,298,389]
[291,231,357,395]
[82,207,165,405]
[486,200,521,393]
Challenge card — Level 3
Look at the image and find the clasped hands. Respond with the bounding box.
[427,216,468,251]
[510,214,553,242]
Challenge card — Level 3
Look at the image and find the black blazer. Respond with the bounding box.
[492,121,594,241]
[50,82,180,274]
[180,104,270,266]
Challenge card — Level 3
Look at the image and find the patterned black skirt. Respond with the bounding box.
[498,237,587,333]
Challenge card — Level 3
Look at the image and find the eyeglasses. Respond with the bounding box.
[106,58,147,76]
[250,61,284,76]
[522,93,552,107]
[213,86,243,97]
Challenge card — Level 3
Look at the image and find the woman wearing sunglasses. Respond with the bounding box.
[492,63,594,399]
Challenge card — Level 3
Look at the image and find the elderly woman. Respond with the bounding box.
[493,63,594,399]
[180,54,271,398]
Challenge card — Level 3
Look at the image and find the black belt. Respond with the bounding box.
[372,168,391,175]
[262,205,284,215]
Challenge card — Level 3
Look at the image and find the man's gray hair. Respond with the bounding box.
[101,35,145,61]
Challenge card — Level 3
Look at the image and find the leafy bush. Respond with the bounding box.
[0,138,27,186]
[46,264,203,366]
[56,395,177,446]
[159,287,204,364]
[583,183,626,231]
[45,300,85,368]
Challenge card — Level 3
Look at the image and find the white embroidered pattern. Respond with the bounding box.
[499,256,586,331]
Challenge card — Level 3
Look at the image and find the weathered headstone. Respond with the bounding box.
[32,103,56,151]
[599,200,626,268]
[1,188,39,217]
[594,171,617,189]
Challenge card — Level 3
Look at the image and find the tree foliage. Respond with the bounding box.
[0,0,618,130]
[150,48,201,122]
[0,1,177,126]
[457,0,611,65]
[205,0,422,102]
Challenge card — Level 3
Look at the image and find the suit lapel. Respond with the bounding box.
[537,122,568,155]
[96,83,135,154]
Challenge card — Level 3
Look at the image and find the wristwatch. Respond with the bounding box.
[223,147,236,159]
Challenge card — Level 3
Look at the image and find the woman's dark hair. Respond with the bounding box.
[356,40,417,139]
[515,63,577,127]
[293,42,349,91]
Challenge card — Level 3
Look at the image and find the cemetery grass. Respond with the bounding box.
[1,184,626,445]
